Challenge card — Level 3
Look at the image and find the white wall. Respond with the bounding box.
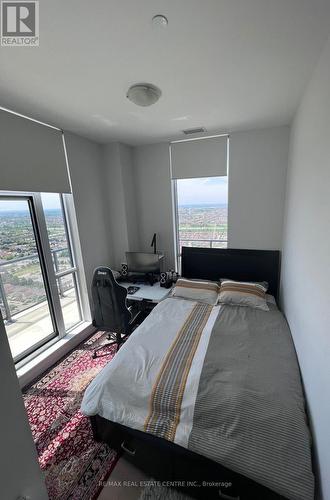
[65,132,113,298]
[131,127,289,269]
[102,143,138,269]
[132,143,175,269]
[228,126,289,249]
[281,36,330,500]
[0,314,48,500]
[120,144,139,253]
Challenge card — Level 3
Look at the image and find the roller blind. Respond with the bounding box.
[0,109,71,193]
[170,136,228,179]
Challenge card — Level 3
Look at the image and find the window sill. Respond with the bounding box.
[17,321,96,389]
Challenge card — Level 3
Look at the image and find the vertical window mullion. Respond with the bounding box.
[59,194,75,268]
[62,193,89,322]
[32,193,66,338]
[171,179,180,273]
[61,194,83,322]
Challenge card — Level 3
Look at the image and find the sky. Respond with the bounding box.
[0,193,60,212]
[177,176,228,206]
[0,178,228,212]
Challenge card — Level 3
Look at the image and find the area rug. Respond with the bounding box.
[23,331,118,500]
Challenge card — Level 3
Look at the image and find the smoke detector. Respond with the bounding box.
[126,83,162,107]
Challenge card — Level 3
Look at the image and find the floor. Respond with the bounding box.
[97,454,149,500]
[96,436,175,500]
[96,436,215,500]
[96,433,237,500]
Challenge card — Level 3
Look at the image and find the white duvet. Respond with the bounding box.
[81,297,220,447]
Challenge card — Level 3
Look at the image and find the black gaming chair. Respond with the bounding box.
[91,266,140,358]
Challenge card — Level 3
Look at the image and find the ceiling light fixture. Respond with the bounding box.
[152,15,168,28]
[126,83,162,107]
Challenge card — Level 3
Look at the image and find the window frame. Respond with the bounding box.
[171,177,229,272]
[169,135,230,273]
[0,190,83,364]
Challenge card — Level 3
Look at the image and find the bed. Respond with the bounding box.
[81,248,314,500]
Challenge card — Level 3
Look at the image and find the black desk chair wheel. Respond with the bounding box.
[91,267,141,358]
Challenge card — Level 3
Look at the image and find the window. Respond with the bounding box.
[173,176,228,267]
[0,192,82,363]
[41,193,82,331]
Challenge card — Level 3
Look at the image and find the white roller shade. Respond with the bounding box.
[170,136,228,179]
[0,110,71,193]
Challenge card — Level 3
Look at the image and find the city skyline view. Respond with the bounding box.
[176,176,228,250]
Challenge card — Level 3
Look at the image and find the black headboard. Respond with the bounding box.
[181,247,280,299]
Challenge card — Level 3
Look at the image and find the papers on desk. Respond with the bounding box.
[121,282,171,303]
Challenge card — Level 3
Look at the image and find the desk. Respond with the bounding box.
[120,282,171,303]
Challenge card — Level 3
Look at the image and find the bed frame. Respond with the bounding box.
[181,247,280,299]
[90,248,284,500]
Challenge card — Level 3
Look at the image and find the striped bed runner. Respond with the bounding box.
[144,302,212,441]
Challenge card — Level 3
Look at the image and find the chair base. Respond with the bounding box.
[92,309,142,359]
[92,332,129,359]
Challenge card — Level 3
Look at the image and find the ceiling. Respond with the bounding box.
[1,0,330,145]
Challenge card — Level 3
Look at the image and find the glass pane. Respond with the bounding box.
[0,199,55,360]
[0,293,5,319]
[41,193,73,272]
[57,273,81,331]
[176,177,228,254]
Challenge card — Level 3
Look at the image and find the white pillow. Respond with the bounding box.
[266,294,277,306]
[218,280,269,311]
[172,278,220,305]
[220,278,269,291]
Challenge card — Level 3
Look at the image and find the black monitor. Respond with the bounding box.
[125,252,162,274]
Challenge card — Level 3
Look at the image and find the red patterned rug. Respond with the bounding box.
[23,331,118,500]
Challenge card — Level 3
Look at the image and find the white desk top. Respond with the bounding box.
[120,282,171,303]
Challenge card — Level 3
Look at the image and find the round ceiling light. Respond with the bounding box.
[126,83,162,107]
[152,15,168,28]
